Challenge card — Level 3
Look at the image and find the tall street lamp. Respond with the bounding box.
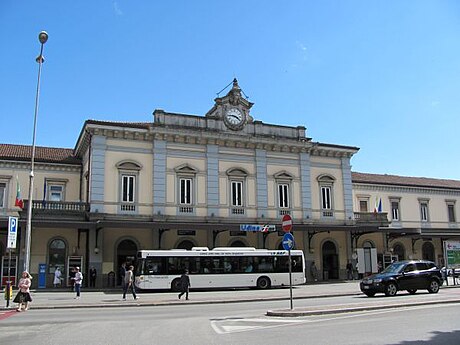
[24,31,48,272]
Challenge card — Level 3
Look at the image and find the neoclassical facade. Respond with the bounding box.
[0,80,459,287]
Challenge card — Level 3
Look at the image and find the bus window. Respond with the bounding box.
[258,258,274,272]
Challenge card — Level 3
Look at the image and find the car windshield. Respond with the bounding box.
[381,262,406,274]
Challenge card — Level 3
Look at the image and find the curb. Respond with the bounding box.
[266,298,460,317]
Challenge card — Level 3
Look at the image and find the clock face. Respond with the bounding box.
[225,108,244,126]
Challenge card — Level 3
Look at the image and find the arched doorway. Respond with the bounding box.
[422,242,435,261]
[322,241,339,280]
[177,240,194,250]
[117,239,138,285]
[393,243,405,261]
[231,240,246,247]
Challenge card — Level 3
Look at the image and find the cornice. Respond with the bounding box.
[0,160,81,173]
[83,122,355,158]
[353,183,460,196]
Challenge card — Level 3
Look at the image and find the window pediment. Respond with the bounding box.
[226,168,248,177]
[274,171,293,180]
[116,160,142,171]
[317,174,335,183]
[175,163,198,174]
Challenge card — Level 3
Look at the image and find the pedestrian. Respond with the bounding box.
[310,261,318,282]
[69,266,76,291]
[178,269,191,300]
[119,262,126,288]
[346,261,353,280]
[53,266,62,287]
[13,271,33,312]
[122,265,138,300]
[89,266,97,288]
[72,266,83,299]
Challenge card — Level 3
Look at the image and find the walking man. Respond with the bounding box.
[178,269,191,300]
[122,265,138,300]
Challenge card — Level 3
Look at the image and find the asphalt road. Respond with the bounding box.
[1,296,460,345]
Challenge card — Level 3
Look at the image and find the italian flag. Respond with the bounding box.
[14,177,24,209]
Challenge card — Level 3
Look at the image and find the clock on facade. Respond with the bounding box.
[224,108,245,129]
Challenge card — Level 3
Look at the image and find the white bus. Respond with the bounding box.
[135,247,306,291]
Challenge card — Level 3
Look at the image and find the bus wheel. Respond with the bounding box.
[171,278,181,292]
[257,276,271,289]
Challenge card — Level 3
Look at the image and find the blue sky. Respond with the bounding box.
[1,1,459,180]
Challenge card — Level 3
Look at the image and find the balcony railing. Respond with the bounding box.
[354,212,389,225]
[24,200,90,213]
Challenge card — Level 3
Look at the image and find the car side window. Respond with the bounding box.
[404,264,416,273]
[416,263,428,271]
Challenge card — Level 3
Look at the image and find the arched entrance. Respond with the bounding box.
[322,241,339,280]
[231,240,246,247]
[393,243,405,261]
[117,239,138,285]
[422,242,435,261]
[177,240,195,250]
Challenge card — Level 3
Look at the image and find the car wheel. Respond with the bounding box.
[364,292,376,297]
[257,276,271,289]
[407,289,417,295]
[384,282,398,296]
[428,280,440,293]
[171,278,181,292]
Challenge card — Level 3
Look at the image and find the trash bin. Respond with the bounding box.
[323,270,329,281]
[107,271,115,288]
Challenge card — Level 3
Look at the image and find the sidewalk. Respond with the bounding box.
[2,279,460,316]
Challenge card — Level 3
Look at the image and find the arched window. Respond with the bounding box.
[48,239,66,274]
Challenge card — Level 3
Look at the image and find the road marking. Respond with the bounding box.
[0,310,18,321]
[211,317,306,334]
[211,303,459,334]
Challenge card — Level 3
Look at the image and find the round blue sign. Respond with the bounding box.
[282,232,295,251]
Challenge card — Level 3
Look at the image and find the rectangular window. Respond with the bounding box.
[122,175,135,203]
[0,182,5,208]
[278,183,289,208]
[448,204,456,223]
[359,200,368,212]
[321,186,331,209]
[49,185,64,202]
[420,202,429,222]
[231,181,243,207]
[391,201,400,221]
[179,178,192,204]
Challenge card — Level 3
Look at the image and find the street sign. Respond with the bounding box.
[282,232,295,251]
[240,224,276,232]
[281,214,292,232]
[7,216,18,249]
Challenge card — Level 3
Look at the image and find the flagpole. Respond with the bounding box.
[24,31,48,273]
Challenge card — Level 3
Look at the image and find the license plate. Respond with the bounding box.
[363,285,369,289]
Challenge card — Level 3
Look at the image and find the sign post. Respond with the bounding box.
[6,217,18,308]
[282,215,294,310]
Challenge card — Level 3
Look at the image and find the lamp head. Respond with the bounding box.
[38,31,48,44]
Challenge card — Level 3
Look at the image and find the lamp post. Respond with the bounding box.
[24,31,48,272]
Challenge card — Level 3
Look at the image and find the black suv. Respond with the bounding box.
[360,260,443,297]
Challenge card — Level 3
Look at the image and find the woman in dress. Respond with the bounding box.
[13,271,33,312]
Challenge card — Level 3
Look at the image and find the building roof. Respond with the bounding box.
[0,144,80,165]
[352,172,460,190]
